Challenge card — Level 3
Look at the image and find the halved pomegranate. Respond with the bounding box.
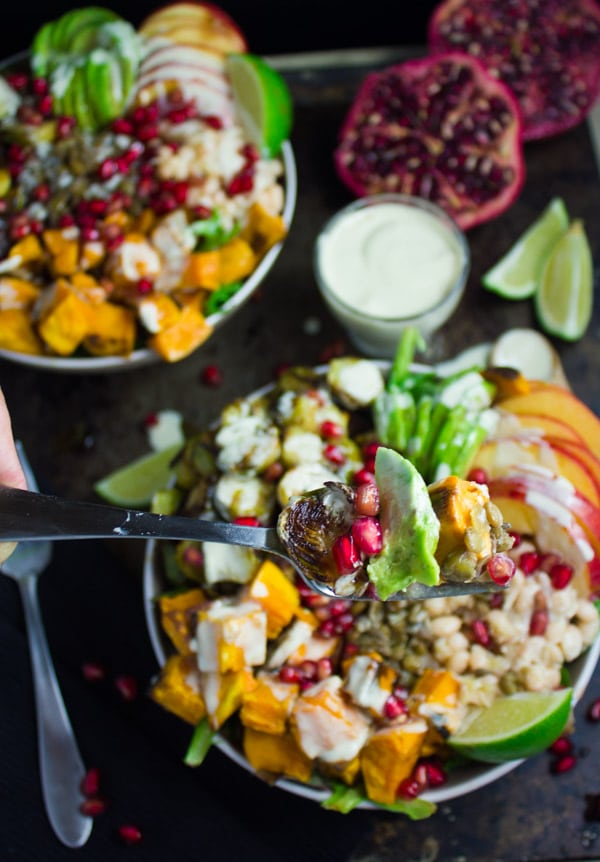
[334,53,525,230]
[428,0,600,141]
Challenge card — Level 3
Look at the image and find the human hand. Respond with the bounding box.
[0,388,27,564]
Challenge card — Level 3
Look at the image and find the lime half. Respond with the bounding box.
[482,197,569,299]
[534,219,593,341]
[449,688,572,763]
[94,443,182,507]
[226,53,292,157]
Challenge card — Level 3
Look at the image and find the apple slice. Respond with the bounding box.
[489,469,600,592]
[489,488,600,596]
[504,411,586,445]
[496,383,600,455]
[474,435,600,508]
[139,2,247,54]
[140,41,227,75]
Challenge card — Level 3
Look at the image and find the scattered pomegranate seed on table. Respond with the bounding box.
[549,737,573,757]
[114,675,138,702]
[81,661,107,682]
[551,753,577,774]
[117,824,143,846]
[80,798,108,817]
[80,767,102,797]
[587,698,600,722]
[201,364,223,387]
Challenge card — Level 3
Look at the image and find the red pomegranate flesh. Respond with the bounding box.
[334,53,525,230]
[428,0,600,141]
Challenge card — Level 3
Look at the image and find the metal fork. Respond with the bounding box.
[0,446,92,848]
[0,484,500,601]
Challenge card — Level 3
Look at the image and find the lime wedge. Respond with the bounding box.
[534,219,593,341]
[482,197,569,299]
[226,53,293,157]
[94,443,183,507]
[449,688,572,763]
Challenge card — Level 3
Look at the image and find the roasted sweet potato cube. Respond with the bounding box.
[201,669,256,729]
[428,475,493,564]
[0,309,44,354]
[409,669,460,726]
[150,655,206,725]
[217,237,256,284]
[158,588,205,655]
[243,728,313,783]
[0,277,41,310]
[83,302,137,356]
[9,233,44,263]
[240,673,299,734]
[245,559,300,638]
[360,720,428,805]
[36,281,92,355]
[242,202,288,257]
[148,302,212,362]
[185,250,221,290]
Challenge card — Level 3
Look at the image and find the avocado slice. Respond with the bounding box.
[367,447,440,600]
[31,21,56,78]
[52,7,120,53]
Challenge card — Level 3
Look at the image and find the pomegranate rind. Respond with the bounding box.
[427,0,600,141]
[334,53,525,230]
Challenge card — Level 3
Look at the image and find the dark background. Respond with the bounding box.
[2,1,436,57]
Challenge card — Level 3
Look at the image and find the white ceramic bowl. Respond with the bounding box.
[142,361,600,808]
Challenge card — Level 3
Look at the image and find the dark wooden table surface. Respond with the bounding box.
[1,48,600,862]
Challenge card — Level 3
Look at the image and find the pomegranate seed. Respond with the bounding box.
[82,661,106,682]
[538,552,561,573]
[384,694,408,720]
[226,170,254,196]
[233,516,261,527]
[362,441,381,460]
[471,618,491,647]
[58,213,76,228]
[489,591,504,608]
[81,767,101,797]
[136,123,159,142]
[32,77,48,95]
[143,412,158,427]
[587,698,600,722]
[551,753,577,774]
[118,824,143,846]
[529,608,549,636]
[487,553,516,586]
[6,72,28,90]
[98,158,118,180]
[33,182,50,202]
[342,641,358,658]
[182,546,203,567]
[353,467,375,486]
[80,798,107,817]
[317,619,336,638]
[323,444,346,465]
[423,759,447,787]
[37,94,53,115]
[467,467,489,485]
[112,117,134,135]
[320,420,343,439]
[519,551,541,574]
[354,482,380,516]
[317,658,333,680]
[319,339,346,363]
[202,114,223,129]
[333,612,355,635]
[201,364,223,386]
[351,516,383,556]
[191,204,212,220]
[241,143,260,163]
[114,675,138,702]
[397,777,421,798]
[56,115,76,138]
[29,220,43,235]
[549,736,573,756]
[508,531,522,548]
[331,534,361,575]
[173,181,189,204]
[262,461,283,482]
[550,563,573,590]
[137,278,153,295]
[299,660,318,680]
[329,599,351,617]
[279,666,301,684]
[81,226,100,242]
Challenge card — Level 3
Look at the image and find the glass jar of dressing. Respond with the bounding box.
[314,194,470,357]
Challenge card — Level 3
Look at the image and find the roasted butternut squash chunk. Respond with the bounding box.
[409,668,461,731]
[242,202,287,257]
[148,302,212,362]
[0,276,41,310]
[150,655,206,725]
[0,309,44,354]
[217,237,256,284]
[83,302,137,356]
[243,728,313,783]
[158,588,205,655]
[245,559,300,639]
[428,475,494,565]
[201,668,256,729]
[360,719,428,805]
[36,281,92,355]
[240,673,299,734]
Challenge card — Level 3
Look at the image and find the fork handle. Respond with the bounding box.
[19,575,92,848]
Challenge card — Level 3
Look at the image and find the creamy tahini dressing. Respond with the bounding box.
[318,203,463,319]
